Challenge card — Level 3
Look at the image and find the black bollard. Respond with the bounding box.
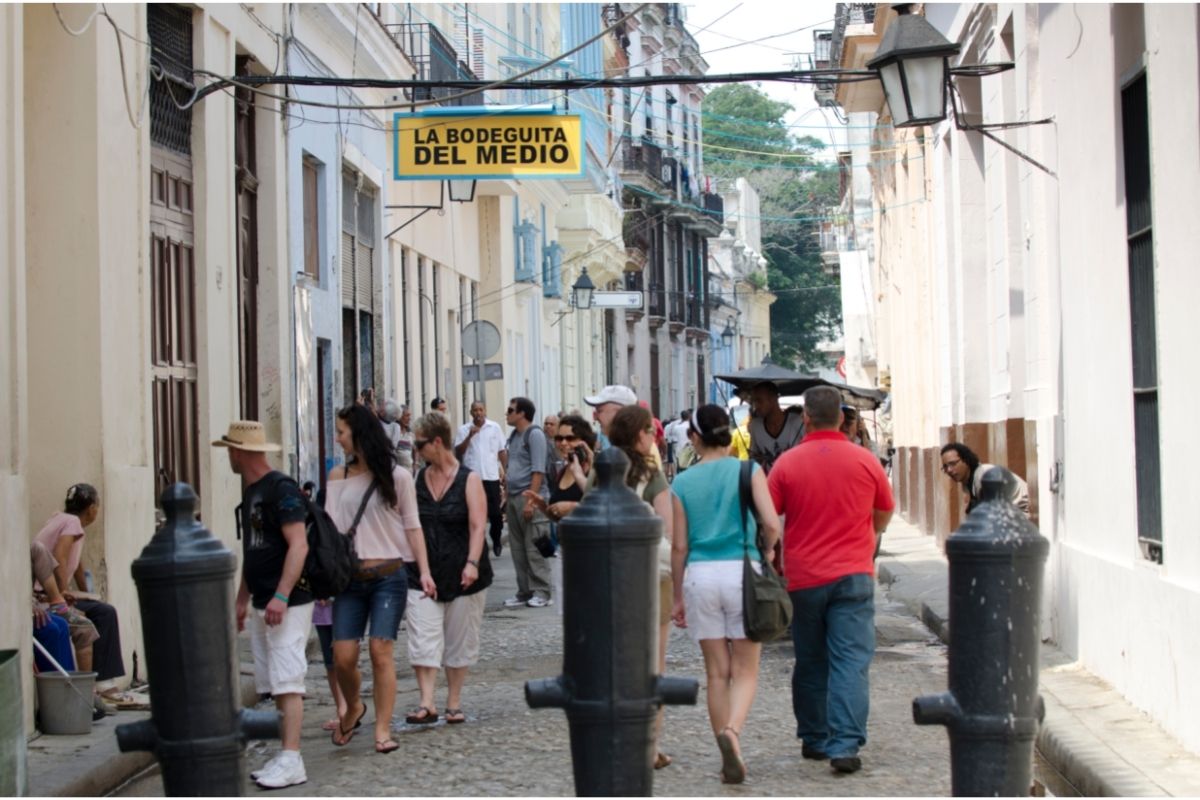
[525,448,698,796]
[913,468,1049,796]
[116,483,278,796]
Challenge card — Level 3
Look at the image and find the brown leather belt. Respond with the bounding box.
[353,559,405,581]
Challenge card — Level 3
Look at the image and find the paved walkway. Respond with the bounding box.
[26,517,1200,796]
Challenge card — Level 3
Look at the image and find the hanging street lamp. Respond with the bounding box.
[867,4,961,127]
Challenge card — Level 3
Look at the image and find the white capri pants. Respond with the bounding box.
[405,589,488,668]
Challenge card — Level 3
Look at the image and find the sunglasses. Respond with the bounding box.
[554,435,577,442]
[414,439,430,450]
[941,459,962,473]
[506,408,517,414]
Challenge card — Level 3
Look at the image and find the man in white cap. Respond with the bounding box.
[213,421,312,789]
[583,385,638,451]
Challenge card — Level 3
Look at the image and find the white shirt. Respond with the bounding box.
[668,419,691,450]
[454,418,506,481]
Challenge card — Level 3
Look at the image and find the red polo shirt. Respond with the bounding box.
[767,430,895,591]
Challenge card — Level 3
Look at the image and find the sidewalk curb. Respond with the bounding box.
[877,522,1200,797]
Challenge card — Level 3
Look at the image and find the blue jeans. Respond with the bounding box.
[331,571,408,641]
[789,572,876,758]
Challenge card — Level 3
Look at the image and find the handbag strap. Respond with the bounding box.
[739,460,770,566]
[346,479,379,541]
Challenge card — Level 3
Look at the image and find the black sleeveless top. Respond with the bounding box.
[409,465,493,602]
[548,466,585,505]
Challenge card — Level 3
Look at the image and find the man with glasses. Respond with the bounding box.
[584,385,638,451]
[939,443,1030,517]
[501,397,554,608]
[455,401,508,556]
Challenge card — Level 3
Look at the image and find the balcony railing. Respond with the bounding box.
[702,192,724,226]
[386,22,481,106]
[622,141,666,191]
[648,283,667,317]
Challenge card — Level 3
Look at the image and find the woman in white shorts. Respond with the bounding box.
[670,404,781,784]
[405,411,492,725]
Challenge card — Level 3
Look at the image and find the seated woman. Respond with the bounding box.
[33,484,127,701]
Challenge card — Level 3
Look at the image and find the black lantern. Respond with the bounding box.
[721,319,735,348]
[867,4,960,127]
[572,267,595,310]
[447,179,477,203]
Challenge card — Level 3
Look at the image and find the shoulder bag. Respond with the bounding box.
[739,460,793,642]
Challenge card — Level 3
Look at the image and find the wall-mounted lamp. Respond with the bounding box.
[571,267,595,310]
[866,4,1056,174]
[721,319,736,348]
[385,179,479,238]
[866,3,960,127]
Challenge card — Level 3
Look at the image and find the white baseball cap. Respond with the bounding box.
[584,385,638,407]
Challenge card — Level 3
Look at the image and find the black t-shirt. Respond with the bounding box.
[240,472,313,610]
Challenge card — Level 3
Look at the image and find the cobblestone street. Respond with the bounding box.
[117,553,952,797]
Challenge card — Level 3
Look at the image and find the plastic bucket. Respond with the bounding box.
[35,671,96,735]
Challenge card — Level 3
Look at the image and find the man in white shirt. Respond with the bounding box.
[666,409,692,476]
[455,401,507,556]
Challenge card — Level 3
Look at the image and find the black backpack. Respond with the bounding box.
[260,471,376,600]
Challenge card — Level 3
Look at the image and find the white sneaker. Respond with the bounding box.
[503,596,530,607]
[255,751,306,790]
[249,753,281,781]
[527,596,553,608]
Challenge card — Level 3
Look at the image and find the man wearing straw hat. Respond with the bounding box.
[214,421,312,789]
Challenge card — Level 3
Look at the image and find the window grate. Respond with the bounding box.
[148,5,193,154]
[1121,72,1162,560]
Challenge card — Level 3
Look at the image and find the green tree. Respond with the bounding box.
[702,85,841,368]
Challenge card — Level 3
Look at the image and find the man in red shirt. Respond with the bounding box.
[767,386,894,774]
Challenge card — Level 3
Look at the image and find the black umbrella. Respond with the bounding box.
[715,357,886,409]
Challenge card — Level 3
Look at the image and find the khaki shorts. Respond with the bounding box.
[405,590,487,669]
[658,574,673,627]
[248,602,313,696]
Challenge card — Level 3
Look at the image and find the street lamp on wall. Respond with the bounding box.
[447,179,477,203]
[866,3,960,127]
[571,267,595,310]
[721,319,736,348]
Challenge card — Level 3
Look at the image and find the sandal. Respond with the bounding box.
[654,751,673,770]
[716,727,746,784]
[444,708,466,725]
[331,702,366,747]
[405,706,439,725]
[375,739,400,754]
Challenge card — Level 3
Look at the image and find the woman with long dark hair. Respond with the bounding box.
[671,404,782,784]
[607,404,676,770]
[327,404,435,753]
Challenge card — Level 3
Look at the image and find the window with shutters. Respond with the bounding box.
[235,55,260,421]
[1121,72,1162,564]
[302,157,321,282]
[340,169,378,407]
[149,4,200,503]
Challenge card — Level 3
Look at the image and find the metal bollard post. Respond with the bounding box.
[116,484,278,796]
[525,448,698,796]
[913,468,1049,796]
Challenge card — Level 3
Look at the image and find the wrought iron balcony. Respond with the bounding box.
[386,22,481,106]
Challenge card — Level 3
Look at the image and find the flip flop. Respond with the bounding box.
[444,708,466,725]
[332,702,366,746]
[654,751,673,770]
[405,706,439,725]
[375,739,400,754]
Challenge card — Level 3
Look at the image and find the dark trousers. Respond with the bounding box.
[75,599,125,681]
[483,480,504,548]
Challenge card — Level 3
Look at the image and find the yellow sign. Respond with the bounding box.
[393,113,584,180]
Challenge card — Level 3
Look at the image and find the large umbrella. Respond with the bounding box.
[715,358,887,410]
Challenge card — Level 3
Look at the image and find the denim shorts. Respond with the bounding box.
[331,571,409,641]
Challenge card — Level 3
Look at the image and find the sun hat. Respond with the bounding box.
[211,421,282,453]
[583,385,638,407]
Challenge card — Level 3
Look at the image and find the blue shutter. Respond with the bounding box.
[515,221,538,282]
[542,241,563,298]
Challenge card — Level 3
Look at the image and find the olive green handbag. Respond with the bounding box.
[739,460,793,642]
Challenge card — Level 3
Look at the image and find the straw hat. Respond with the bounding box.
[211,421,282,453]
